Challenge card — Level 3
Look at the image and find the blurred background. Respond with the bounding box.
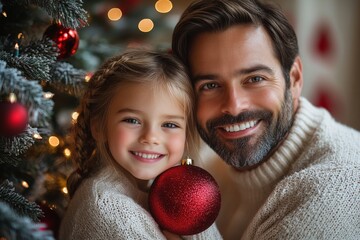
[0,0,359,239]
[74,0,360,130]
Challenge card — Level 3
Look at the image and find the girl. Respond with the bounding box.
[59,49,221,239]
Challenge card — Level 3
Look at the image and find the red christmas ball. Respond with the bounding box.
[38,202,61,238]
[44,23,79,59]
[149,163,221,235]
[0,101,28,137]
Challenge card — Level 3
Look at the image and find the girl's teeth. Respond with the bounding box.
[134,152,160,159]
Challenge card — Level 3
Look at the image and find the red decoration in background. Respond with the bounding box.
[43,23,79,59]
[0,101,28,137]
[313,83,342,118]
[119,0,141,14]
[149,163,221,235]
[313,23,335,59]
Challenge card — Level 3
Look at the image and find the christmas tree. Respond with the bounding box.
[0,0,88,239]
[1,0,181,238]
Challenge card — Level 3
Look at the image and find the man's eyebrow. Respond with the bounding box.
[192,64,275,83]
[237,64,275,76]
[192,74,217,83]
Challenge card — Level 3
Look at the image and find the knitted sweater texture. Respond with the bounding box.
[59,166,222,239]
[200,98,360,240]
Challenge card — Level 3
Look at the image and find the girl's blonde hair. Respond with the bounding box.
[67,48,198,198]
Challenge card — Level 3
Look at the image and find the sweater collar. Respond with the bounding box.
[229,97,324,189]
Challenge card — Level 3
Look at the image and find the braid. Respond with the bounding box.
[67,55,127,198]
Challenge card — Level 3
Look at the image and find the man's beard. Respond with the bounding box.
[197,90,294,168]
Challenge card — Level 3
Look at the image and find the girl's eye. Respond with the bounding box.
[200,82,219,90]
[163,122,179,128]
[123,118,140,125]
[249,76,265,83]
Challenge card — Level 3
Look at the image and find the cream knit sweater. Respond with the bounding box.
[199,98,360,240]
[59,165,222,239]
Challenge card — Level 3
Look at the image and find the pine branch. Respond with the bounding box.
[0,60,54,128]
[0,180,43,222]
[0,50,54,81]
[0,153,21,167]
[23,38,59,60]
[0,126,38,156]
[50,61,87,97]
[25,0,88,29]
[0,201,54,240]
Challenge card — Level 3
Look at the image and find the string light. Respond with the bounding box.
[62,187,68,194]
[138,18,154,33]
[17,33,24,39]
[85,72,92,82]
[107,8,122,21]
[43,92,54,99]
[33,133,42,139]
[72,111,79,120]
[64,148,71,157]
[155,0,173,13]
[2,11,7,17]
[9,93,17,103]
[14,43,19,57]
[49,136,60,147]
[21,181,29,188]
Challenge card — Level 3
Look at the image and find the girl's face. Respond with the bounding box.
[105,81,186,180]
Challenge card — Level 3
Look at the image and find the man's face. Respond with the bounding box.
[189,24,299,169]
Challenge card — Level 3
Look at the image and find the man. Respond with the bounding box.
[172,0,360,239]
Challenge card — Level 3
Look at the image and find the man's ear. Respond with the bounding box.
[289,56,303,110]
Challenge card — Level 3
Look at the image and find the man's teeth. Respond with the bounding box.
[133,152,160,159]
[224,120,257,132]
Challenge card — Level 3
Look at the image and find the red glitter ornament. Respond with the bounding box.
[43,23,79,59]
[38,202,61,238]
[0,101,28,137]
[149,158,221,235]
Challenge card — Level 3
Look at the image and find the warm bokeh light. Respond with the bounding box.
[21,181,29,188]
[33,133,42,139]
[107,8,122,21]
[72,111,79,120]
[49,136,60,147]
[43,92,54,99]
[85,72,92,82]
[155,0,173,13]
[62,187,68,194]
[9,93,17,103]
[64,148,71,157]
[138,18,154,32]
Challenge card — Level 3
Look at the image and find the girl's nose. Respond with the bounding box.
[139,127,160,145]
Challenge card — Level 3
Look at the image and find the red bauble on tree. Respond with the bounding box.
[149,158,221,235]
[43,23,79,59]
[0,101,28,137]
[38,202,61,238]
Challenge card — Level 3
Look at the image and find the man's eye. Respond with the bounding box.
[163,122,179,128]
[201,82,219,90]
[123,118,140,124]
[249,76,264,83]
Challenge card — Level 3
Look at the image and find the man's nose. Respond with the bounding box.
[221,86,249,116]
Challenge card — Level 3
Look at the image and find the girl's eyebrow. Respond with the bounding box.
[117,108,185,120]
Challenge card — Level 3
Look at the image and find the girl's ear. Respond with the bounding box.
[90,119,102,141]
